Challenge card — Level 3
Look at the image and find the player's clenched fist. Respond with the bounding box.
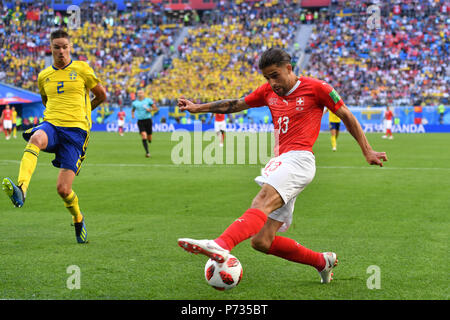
[178,97,200,113]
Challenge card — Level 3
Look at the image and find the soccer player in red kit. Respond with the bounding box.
[177,48,387,283]
[382,106,394,140]
[1,104,13,140]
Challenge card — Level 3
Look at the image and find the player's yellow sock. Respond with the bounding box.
[63,191,84,223]
[17,143,40,194]
[13,126,17,138]
[331,135,337,149]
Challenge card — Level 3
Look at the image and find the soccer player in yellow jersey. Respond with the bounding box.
[324,108,341,151]
[2,29,107,244]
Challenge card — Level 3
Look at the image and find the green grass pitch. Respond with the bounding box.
[0,130,448,300]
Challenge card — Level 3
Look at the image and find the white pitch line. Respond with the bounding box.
[0,160,449,171]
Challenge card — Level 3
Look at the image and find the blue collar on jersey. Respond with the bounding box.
[52,60,73,70]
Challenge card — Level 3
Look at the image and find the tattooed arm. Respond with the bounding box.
[178,97,250,114]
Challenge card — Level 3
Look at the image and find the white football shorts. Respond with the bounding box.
[118,119,125,127]
[254,150,316,232]
[214,120,226,132]
[3,120,12,130]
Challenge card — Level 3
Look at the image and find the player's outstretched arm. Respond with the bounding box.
[335,104,388,167]
[178,97,250,114]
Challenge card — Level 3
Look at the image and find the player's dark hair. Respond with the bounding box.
[258,48,291,70]
[50,29,70,41]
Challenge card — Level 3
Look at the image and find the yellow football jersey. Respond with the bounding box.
[38,60,100,131]
[328,110,341,123]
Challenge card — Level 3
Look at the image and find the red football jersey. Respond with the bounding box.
[215,113,225,122]
[385,110,393,120]
[2,108,12,120]
[117,111,126,121]
[244,76,344,154]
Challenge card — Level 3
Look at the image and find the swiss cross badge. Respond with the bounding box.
[269,97,278,106]
[296,97,304,106]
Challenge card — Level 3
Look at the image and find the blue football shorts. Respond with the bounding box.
[23,121,89,175]
[329,122,341,131]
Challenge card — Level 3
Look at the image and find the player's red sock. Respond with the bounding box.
[267,236,326,271]
[214,208,267,251]
[387,129,392,136]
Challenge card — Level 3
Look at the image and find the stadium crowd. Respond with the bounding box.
[148,0,302,106]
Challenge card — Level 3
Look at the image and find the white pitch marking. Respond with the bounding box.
[0,160,449,171]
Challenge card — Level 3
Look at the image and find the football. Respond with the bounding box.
[204,254,243,291]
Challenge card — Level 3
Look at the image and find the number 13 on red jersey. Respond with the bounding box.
[278,116,289,134]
